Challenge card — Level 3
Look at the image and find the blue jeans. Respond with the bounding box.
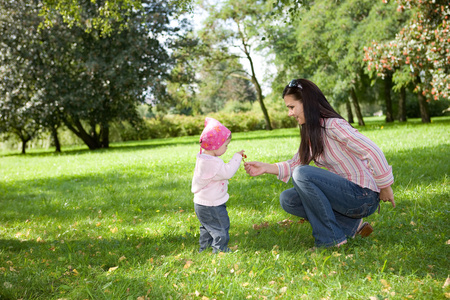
[194,203,230,253]
[280,165,380,247]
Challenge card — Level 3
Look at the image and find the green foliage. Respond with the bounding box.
[0,117,448,299]
[222,100,253,113]
[364,0,449,100]
[0,0,189,151]
[119,111,296,141]
[40,0,194,34]
[197,0,274,129]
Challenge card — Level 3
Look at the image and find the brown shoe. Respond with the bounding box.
[356,222,373,237]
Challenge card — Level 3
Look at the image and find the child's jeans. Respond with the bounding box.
[280,165,380,247]
[194,203,230,253]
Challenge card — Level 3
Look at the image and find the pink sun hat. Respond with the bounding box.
[199,117,231,152]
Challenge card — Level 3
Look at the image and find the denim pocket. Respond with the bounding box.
[345,188,379,218]
[345,202,375,218]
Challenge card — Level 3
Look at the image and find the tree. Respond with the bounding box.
[0,0,44,153]
[195,59,257,114]
[198,0,273,129]
[0,76,41,154]
[0,0,186,150]
[363,0,449,123]
[265,0,409,125]
[40,0,194,34]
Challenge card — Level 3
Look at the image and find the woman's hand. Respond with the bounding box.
[244,161,266,176]
[379,186,395,208]
[244,161,280,177]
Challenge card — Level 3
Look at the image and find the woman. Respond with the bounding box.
[244,79,395,248]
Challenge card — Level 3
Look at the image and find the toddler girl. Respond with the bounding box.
[191,117,245,253]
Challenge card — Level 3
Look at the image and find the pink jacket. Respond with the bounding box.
[276,118,394,192]
[191,153,242,206]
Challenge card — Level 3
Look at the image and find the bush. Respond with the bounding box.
[406,98,450,118]
[0,111,298,150]
[116,111,297,141]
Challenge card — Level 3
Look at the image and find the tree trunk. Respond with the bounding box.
[51,126,61,152]
[398,86,407,122]
[21,140,27,154]
[252,76,272,130]
[350,88,365,126]
[100,123,109,148]
[19,135,31,154]
[63,117,101,149]
[417,92,431,123]
[384,74,394,122]
[346,99,354,123]
[237,22,272,130]
[416,76,431,123]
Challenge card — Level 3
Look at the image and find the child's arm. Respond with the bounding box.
[215,150,244,180]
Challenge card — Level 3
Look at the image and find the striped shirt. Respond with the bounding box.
[275,118,394,192]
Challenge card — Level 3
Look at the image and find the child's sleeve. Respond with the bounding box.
[214,153,243,180]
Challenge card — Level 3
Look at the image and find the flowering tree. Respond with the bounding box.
[363,0,450,122]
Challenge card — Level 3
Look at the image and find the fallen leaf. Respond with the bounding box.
[3,282,12,289]
[184,260,193,269]
[380,279,389,286]
[107,266,118,274]
[277,219,294,228]
[443,277,450,288]
[252,222,269,230]
[279,287,288,293]
[242,282,249,287]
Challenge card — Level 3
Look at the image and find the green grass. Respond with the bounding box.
[0,116,449,299]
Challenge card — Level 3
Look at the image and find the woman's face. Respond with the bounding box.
[284,94,305,125]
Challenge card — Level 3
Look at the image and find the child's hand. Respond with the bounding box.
[237,150,245,160]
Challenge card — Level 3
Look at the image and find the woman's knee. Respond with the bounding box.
[292,165,315,184]
[280,188,292,206]
[279,188,299,210]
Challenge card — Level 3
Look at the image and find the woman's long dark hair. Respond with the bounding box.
[282,79,344,165]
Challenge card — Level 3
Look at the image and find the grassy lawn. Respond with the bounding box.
[0,117,449,299]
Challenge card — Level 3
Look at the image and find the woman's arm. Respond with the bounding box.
[328,118,394,188]
[244,161,279,177]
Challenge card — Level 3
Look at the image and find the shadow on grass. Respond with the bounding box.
[1,141,448,222]
[2,116,449,158]
[0,129,300,158]
[0,139,448,298]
